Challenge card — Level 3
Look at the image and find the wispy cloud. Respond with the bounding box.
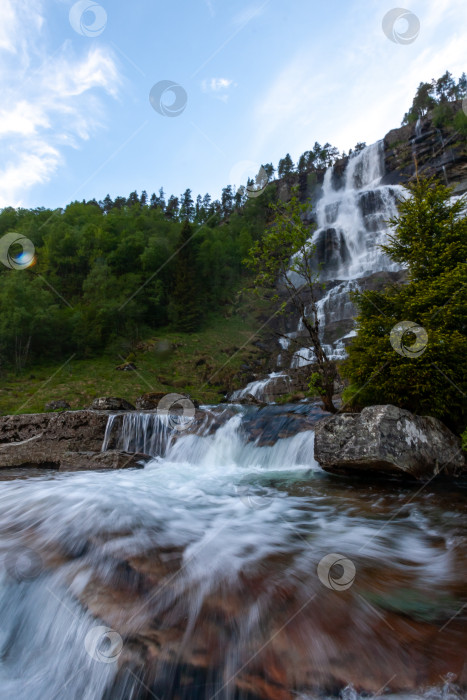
[204,0,215,17]
[249,0,467,163]
[202,77,235,92]
[201,77,237,102]
[0,0,120,207]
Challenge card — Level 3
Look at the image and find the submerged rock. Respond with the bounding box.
[60,450,149,471]
[314,404,465,479]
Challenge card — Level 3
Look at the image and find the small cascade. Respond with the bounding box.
[230,371,291,402]
[415,114,422,138]
[102,412,173,456]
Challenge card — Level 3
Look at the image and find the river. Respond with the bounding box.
[0,405,465,699]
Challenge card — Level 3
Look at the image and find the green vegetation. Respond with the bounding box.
[245,187,337,413]
[0,186,276,373]
[0,301,273,414]
[343,178,467,434]
[402,70,467,125]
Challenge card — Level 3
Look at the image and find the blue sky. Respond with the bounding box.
[1,0,466,209]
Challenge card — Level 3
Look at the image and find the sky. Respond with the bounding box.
[0,0,466,209]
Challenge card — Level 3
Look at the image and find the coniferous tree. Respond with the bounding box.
[277,153,294,179]
[127,191,139,207]
[180,189,195,221]
[166,195,179,220]
[343,178,467,431]
[221,185,234,217]
[262,163,275,180]
[169,221,203,332]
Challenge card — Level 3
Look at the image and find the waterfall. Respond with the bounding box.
[102,412,174,457]
[287,141,405,365]
[415,115,422,138]
[230,372,291,402]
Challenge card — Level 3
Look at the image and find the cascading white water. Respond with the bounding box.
[230,371,291,402]
[285,140,405,365]
[102,412,173,456]
[0,408,465,699]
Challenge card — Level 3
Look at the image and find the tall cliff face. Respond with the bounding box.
[383,100,467,193]
[231,103,467,402]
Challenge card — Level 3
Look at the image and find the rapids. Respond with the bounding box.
[0,406,466,699]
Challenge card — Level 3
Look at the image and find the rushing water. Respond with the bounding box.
[0,407,466,699]
[231,143,406,402]
[284,141,405,367]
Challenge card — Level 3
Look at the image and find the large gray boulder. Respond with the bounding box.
[314,405,465,479]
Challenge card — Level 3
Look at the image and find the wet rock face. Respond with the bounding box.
[0,410,148,471]
[314,404,465,479]
[383,101,467,194]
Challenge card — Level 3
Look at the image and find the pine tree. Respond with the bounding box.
[179,189,195,221]
[277,153,294,179]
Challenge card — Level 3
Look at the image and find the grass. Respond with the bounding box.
[0,295,276,415]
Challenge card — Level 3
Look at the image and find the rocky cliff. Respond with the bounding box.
[232,103,467,402]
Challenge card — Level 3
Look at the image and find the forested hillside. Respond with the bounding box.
[0,71,466,414]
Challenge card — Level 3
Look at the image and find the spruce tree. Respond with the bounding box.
[169,221,203,332]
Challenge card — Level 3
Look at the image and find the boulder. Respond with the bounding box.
[45,400,71,411]
[135,392,200,410]
[135,392,169,410]
[0,410,108,452]
[90,397,135,411]
[314,405,465,479]
[235,393,266,406]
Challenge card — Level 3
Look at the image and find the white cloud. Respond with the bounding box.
[249,0,467,165]
[201,77,237,103]
[0,0,120,207]
[202,77,235,92]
